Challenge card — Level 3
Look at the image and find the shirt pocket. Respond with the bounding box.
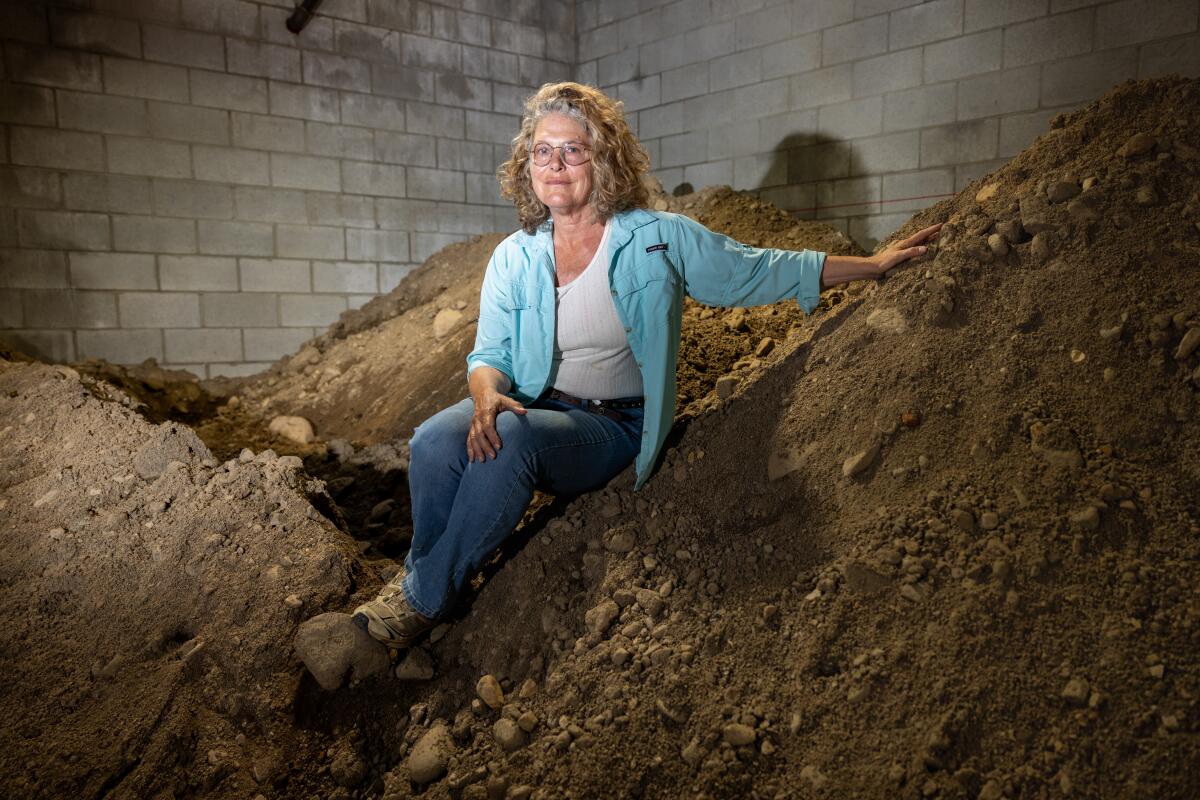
[613,254,679,298]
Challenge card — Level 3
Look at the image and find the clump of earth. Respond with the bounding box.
[1,77,1199,799]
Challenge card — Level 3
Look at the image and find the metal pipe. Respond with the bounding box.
[286,0,324,34]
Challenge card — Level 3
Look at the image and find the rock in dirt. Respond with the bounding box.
[433,308,464,338]
[132,423,212,480]
[1062,678,1090,707]
[715,375,739,400]
[493,717,528,752]
[1175,327,1200,360]
[1117,132,1156,158]
[395,648,435,681]
[268,415,315,445]
[635,588,665,617]
[585,599,620,635]
[842,440,881,478]
[476,674,504,709]
[293,612,389,691]
[408,723,454,785]
[1069,506,1100,530]
[723,723,756,746]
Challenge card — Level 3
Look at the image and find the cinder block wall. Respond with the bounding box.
[0,0,572,376]
[577,0,1200,248]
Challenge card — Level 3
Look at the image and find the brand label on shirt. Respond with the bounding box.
[645,243,668,253]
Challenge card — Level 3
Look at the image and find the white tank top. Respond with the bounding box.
[550,219,644,400]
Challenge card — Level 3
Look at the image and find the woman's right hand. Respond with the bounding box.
[466,381,526,462]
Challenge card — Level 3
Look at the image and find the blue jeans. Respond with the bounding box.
[400,393,645,619]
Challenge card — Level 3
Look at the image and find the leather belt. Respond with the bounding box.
[543,389,645,411]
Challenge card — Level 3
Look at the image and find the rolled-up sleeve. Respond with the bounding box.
[465,250,515,382]
[670,213,825,313]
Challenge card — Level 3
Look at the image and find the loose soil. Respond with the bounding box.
[1,77,1198,800]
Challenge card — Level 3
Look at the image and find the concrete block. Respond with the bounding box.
[276,224,345,259]
[578,22,620,63]
[371,63,436,102]
[708,122,761,161]
[334,20,400,64]
[280,293,347,326]
[435,73,491,111]
[849,211,913,251]
[851,130,921,174]
[103,56,187,101]
[638,102,685,140]
[9,43,102,91]
[366,0,431,32]
[1041,48,1138,107]
[379,263,416,292]
[459,44,487,80]
[660,131,708,168]
[227,39,300,82]
[306,194,375,229]
[464,174,506,206]
[243,327,313,361]
[146,102,229,145]
[142,24,223,70]
[377,198,442,231]
[48,9,140,57]
[956,65,1040,120]
[230,188,304,225]
[683,22,736,64]
[1139,33,1200,79]
[271,154,341,192]
[789,64,854,110]
[491,84,530,116]
[1097,0,1198,50]
[436,203,494,234]
[467,110,521,146]
[761,32,821,80]
[852,48,922,99]
[119,291,199,328]
[920,119,998,166]
[198,220,274,256]
[208,361,272,378]
[408,168,465,202]
[306,122,374,161]
[855,0,924,18]
[91,0,180,24]
[487,50,521,84]
[0,290,22,328]
[303,51,372,94]
[735,2,794,50]
[618,75,660,112]
[0,167,60,209]
[345,229,408,262]
[18,210,110,250]
[889,0,963,50]
[0,85,56,126]
[684,160,734,191]
[638,33,686,76]
[880,168,954,211]
[682,91,737,129]
[432,6,491,46]
[759,109,820,151]
[107,136,191,179]
[24,288,117,328]
[709,50,761,93]
[924,30,1002,82]
[76,329,160,363]
[269,82,340,123]
[883,82,957,131]
[0,251,68,289]
[191,70,268,113]
[412,232,466,262]
[733,78,790,122]
[342,162,406,198]
[818,96,883,140]
[789,140,853,182]
[3,330,76,361]
[180,0,259,37]
[598,48,639,87]
[792,0,855,35]
[965,0,1047,33]
[341,92,406,131]
[814,175,881,218]
[400,33,462,71]
[164,327,242,363]
[491,19,545,57]
[113,215,196,254]
[437,139,495,173]
[313,261,378,292]
[152,179,233,220]
[0,212,16,247]
[822,15,889,65]
[240,258,310,292]
[616,8,664,50]
[662,64,708,104]
[159,255,238,291]
[200,292,278,327]
[233,113,305,153]
[68,252,155,290]
[733,153,787,191]
[260,5,334,50]
[0,3,50,44]
[1003,8,1093,67]
[11,127,104,171]
[193,146,270,186]
[955,158,1008,191]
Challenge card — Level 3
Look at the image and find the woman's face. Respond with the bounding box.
[529,113,593,218]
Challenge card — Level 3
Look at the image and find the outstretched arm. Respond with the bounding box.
[821,223,943,288]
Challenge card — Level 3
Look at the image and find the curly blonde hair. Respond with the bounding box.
[499,82,650,233]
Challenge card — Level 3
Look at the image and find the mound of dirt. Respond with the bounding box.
[339,77,1199,799]
[0,360,364,799]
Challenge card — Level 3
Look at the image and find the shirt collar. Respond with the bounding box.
[519,208,658,254]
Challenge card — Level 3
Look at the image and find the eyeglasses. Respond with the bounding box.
[530,142,591,167]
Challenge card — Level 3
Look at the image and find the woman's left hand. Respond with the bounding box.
[874,223,943,272]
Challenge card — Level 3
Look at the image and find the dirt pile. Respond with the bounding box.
[0,360,364,799]
[340,77,1200,799]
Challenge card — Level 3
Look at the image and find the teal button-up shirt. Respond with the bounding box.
[467,208,826,489]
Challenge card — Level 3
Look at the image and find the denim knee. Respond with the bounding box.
[410,408,470,468]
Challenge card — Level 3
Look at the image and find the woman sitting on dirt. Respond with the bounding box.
[353,82,942,648]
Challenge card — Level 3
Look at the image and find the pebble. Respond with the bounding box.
[952,508,976,533]
[518,678,537,700]
[979,511,1000,530]
[1069,506,1100,531]
[603,525,636,553]
[987,233,1009,257]
[1117,132,1156,158]
[635,588,665,617]
[284,594,303,608]
[394,648,435,681]
[268,415,315,445]
[408,723,454,785]
[476,674,504,709]
[754,337,775,357]
[1134,184,1158,207]
[1061,677,1090,707]
[432,308,464,338]
[842,441,880,478]
[493,718,527,752]
[722,723,756,746]
[584,599,620,635]
[715,375,739,400]
[1029,231,1057,263]
[801,765,828,790]
[517,711,538,732]
[293,612,389,691]
[1019,195,1055,233]
[1047,180,1080,203]
[1175,327,1200,360]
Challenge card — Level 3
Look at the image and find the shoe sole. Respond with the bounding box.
[352,602,431,649]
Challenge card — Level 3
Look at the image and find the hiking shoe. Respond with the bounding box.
[352,574,435,648]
